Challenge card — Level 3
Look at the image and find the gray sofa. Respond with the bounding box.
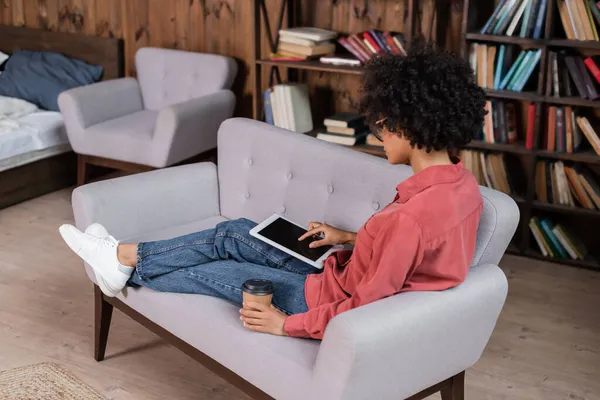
[71,118,518,400]
[59,47,237,185]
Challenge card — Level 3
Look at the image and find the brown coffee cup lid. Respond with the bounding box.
[242,279,275,295]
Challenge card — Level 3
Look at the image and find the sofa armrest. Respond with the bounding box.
[310,264,508,400]
[58,77,143,131]
[152,89,236,167]
[72,163,220,240]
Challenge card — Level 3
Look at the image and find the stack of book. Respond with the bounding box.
[480,100,534,146]
[546,51,600,100]
[470,43,541,92]
[535,161,600,208]
[460,150,515,195]
[479,0,548,39]
[275,27,338,60]
[556,0,600,40]
[316,112,368,146]
[529,217,588,260]
[263,83,313,133]
[337,31,406,63]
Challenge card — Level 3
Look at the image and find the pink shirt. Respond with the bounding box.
[284,161,483,339]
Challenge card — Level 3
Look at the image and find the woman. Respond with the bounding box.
[59,42,486,340]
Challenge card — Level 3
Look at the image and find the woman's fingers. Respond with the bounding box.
[309,238,329,248]
[298,226,324,241]
[240,309,263,318]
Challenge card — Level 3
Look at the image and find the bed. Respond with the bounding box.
[0,25,123,209]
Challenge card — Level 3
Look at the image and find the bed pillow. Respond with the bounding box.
[0,50,103,111]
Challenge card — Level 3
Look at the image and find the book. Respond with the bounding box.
[584,56,600,84]
[564,56,588,98]
[481,0,509,33]
[487,46,497,89]
[589,0,600,28]
[494,45,506,89]
[362,32,381,53]
[584,0,599,39]
[564,165,595,208]
[263,88,274,125]
[505,102,519,143]
[552,52,560,96]
[338,37,367,62]
[507,50,533,90]
[526,103,536,149]
[278,42,336,56]
[520,0,535,37]
[531,217,555,257]
[578,166,600,208]
[575,56,600,99]
[535,161,547,201]
[565,106,574,152]
[369,30,387,51]
[513,49,542,91]
[554,224,588,259]
[324,112,365,128]
[576,116,600,155]
[556,107,565,152]
[271,87,283,128]
[540,218,568,258]
[552,226,578,259]
[277,83,313,133]
[319,56,361,66]
[316,131,367,146]
[495,0,525,34]
[548,106,557,151]
[558,0,576,39]
[530,218,550,256]
[545,51,554,96]
[279,35,330,47]
[275,50,311,60]
[559,52,573,97]
[279,27,338,41]
[497,101,508,143]
[507,0,530,36]
[484,101,494,142]
[479,152,493,188]
[326,125,368,136]
[366,133,383,147]
[533,0,548,38]
[499,51,526,90]
[546,162,554,203]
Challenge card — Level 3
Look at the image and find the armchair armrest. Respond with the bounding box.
[72,163,220,240]
[310,264,508,400]
[58,77,143,131]
[152,89,236,167]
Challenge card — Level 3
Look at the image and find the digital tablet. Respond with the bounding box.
[249,214,339,269]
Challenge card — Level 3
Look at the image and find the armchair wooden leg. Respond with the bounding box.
[94,285,113,361]
[440,371,465,400]
[77,155,88,187]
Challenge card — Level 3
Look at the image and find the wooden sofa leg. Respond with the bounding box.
[440,371,465,400]
[94,285,113,361]
[77,155,88,187]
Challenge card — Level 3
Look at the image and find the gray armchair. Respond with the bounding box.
[71,118,518,400]
[58,47,237,185]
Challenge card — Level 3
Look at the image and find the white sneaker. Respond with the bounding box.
[59,223,133,297]
[85,223,121,297]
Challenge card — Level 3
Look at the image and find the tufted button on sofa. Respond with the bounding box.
[58,47,237,185]
[71,118,518,400]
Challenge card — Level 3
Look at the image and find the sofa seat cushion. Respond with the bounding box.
[80,110,158,165]
[86,215,320,400]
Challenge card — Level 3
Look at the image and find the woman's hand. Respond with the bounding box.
[240,302,288,336]
[298,222,357,248]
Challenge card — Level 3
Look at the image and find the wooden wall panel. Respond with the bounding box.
[0,0,461,118]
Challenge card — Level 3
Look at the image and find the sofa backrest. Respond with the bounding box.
[217,118,519,267]
[135,47,237,111]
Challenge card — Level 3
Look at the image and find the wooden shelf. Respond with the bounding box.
[524,249,600,270]
[256,59,364,75]
[354,144,385,157]
[535,149,600,164]
[466,33,545,47]
[484,89,544,102]
[546,38,600,50]
[466,140,532,154]
[544,96,600,108]
[531,200,600,216]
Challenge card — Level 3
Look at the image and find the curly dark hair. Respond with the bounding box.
[359,40,486,152]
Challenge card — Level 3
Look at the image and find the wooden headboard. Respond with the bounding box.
[0,25,124,80]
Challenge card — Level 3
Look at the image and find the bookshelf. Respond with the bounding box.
[251,0,417,120]
[460,0,600,271]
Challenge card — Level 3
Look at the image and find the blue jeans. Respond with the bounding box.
[128,218,318,315]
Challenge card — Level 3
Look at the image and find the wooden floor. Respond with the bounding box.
[0,189,598,400]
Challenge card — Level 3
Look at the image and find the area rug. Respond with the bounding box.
[0,362,106,399]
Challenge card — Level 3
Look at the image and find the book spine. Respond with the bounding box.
[500,51,526,90]
[481,0,509,33]
[552,52,560,96]
[584,56,600,84]
[556,107,565,152]
[589,0,600,30]
[369,30,387,52]
[263,89,274,125]
[533,0,548,38]
[565,106,574,153]
[508,51,533,90]
[507,0,530,36]
[540,219,568,258]
[494,45,506,89]
[520,0,534,36]
[576,116,600,155]
[533,217,555,257]
[565,0,581,39]
[383,32,402,54]
[349,35,372,60]
[505,102,518,143]
[545,52,554,97]
[362,32,381,53]
[564,56,588,98]
[526,103,536,149]
[530,220,549,256]
[526,0,541,37]
[498,102,508,143]
[495,0,523,34]
[559,52,573,97]
[585,0,600,39]
[576,56,600,99]
[515,50,542,91]
[548,106,557,151]
[553,227,578,259]
[338,37,367,62]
